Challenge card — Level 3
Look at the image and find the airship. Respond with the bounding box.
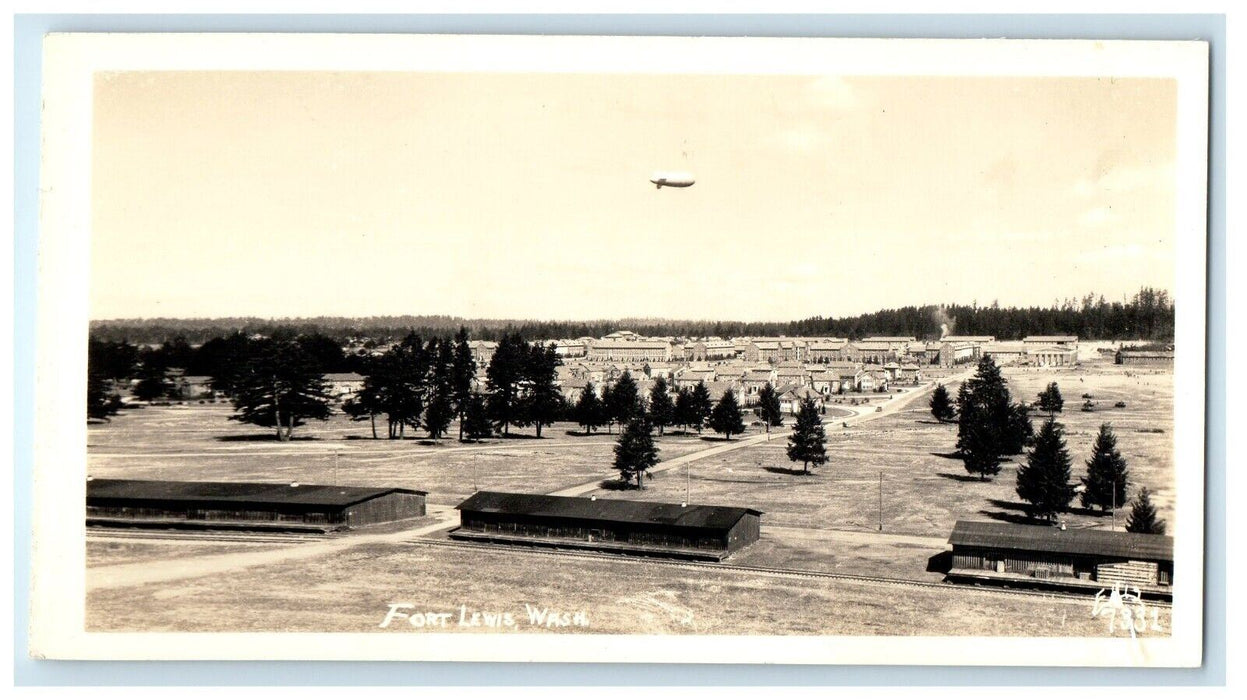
[650,171,695,189]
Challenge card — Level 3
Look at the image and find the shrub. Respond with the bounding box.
[1081,400,1095,412]
[1114,401,1127,408]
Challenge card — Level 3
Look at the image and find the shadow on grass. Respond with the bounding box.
[916,420,953,426]
[564,429,601,437]
[936,472,983,482]
[496,433,544,440]
[987,498,1112,519]
[978,509,1048,526]
[930,451,963,460]
[598,479,643,491]
[699,435,735,442]
[764,466,816,476]
[926,550,953,574]
[214,434,320,442]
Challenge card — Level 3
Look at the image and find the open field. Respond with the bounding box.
[584,361,1175,538]
[86,539,1166,636]
[84,361,1175,636]
[89,406,712,506]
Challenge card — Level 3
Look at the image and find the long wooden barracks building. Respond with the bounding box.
[86,478,426,532]
[946,520,1173,598]
[452,491,761,561]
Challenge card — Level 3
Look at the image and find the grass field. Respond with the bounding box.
[584,361,1175,537]
[85,361,1176,636]
[89,407,713,506]
[86,540,1166,637]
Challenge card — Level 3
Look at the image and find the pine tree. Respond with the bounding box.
[929,383,956,423]
[673,386,694,433]
[451,326,477,441]
[461,392,493,442]
[606,371,641,433]
[613,416,660,489]
[786,396,828,474]
[423,391,454,440]
[756,382,783,433]
[228,339,334,441]
[956,356,1017,479]
[1081,423,1130,512]
[133,361,175,402]
[647,376,675,436]
[709,389,746,440]
[1125,487,1166,534]
[485,333,526,436]
[573,381,603,434]
[689,381,713,434]
[1015,417,1076,522]
[87,372,122,421]
[1005,401,1035,454]
[518,342,563,438]
[1037,381,1064,415]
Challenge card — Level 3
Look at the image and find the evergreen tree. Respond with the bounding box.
[709,389,746,440]
[1037,382,1064,415]
[451,326,477,441]
[518,342,563,438]
[956,356,1018,478]
[613,416,660,489]
[461,391,493,442]
[957,400,1005,481]
[228,339,333,441]
[1125,487,1166,535]
[1081,423,1130,512]
[485,333,526,435]
[647,376,675,435]
[929,383,956,423]
[606,371,641,433]
[133,362,175,402]
[573,382,604,434]
[1015,417,1076,522]
[599,382,617,434]
[87,372,122,421]
[673,386,694,433]
[689,381,713,434]
[1005,401,1035,454]
[756,382,783,433]
[786,396,828,474]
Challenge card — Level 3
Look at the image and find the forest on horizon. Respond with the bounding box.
[89,287,1175,346]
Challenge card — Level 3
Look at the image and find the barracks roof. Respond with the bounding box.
[456,491,761,531]
[86,479,426,509]
[948,520,1172,562]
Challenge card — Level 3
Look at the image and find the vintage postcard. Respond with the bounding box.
[29,34,1208,665]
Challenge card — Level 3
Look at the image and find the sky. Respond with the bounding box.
[91,72,1176,322]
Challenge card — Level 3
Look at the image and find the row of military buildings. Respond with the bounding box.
[468,331,1084,368]
[86,477,1174,598]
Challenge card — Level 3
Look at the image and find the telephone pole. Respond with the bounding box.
[878,471,883,532]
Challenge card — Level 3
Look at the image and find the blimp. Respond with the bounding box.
[650,171,695,189]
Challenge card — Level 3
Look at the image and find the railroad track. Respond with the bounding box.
[87,528,332,545]
[406,537,1173,608]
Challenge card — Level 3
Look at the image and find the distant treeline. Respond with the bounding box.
[89,287,1173,346]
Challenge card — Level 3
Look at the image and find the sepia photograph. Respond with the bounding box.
[28,33,1209,666]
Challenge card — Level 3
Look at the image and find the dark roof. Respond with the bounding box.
[456,491,761,530]
[948,520,1172,561]
[87,479,425,509]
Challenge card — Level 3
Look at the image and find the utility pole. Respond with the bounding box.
[685,462,691,505]
[333,450,340,484]
[878,471,883,532]
[1111,478,1117,531]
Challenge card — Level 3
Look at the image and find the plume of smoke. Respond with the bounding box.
[932,306,957,339]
